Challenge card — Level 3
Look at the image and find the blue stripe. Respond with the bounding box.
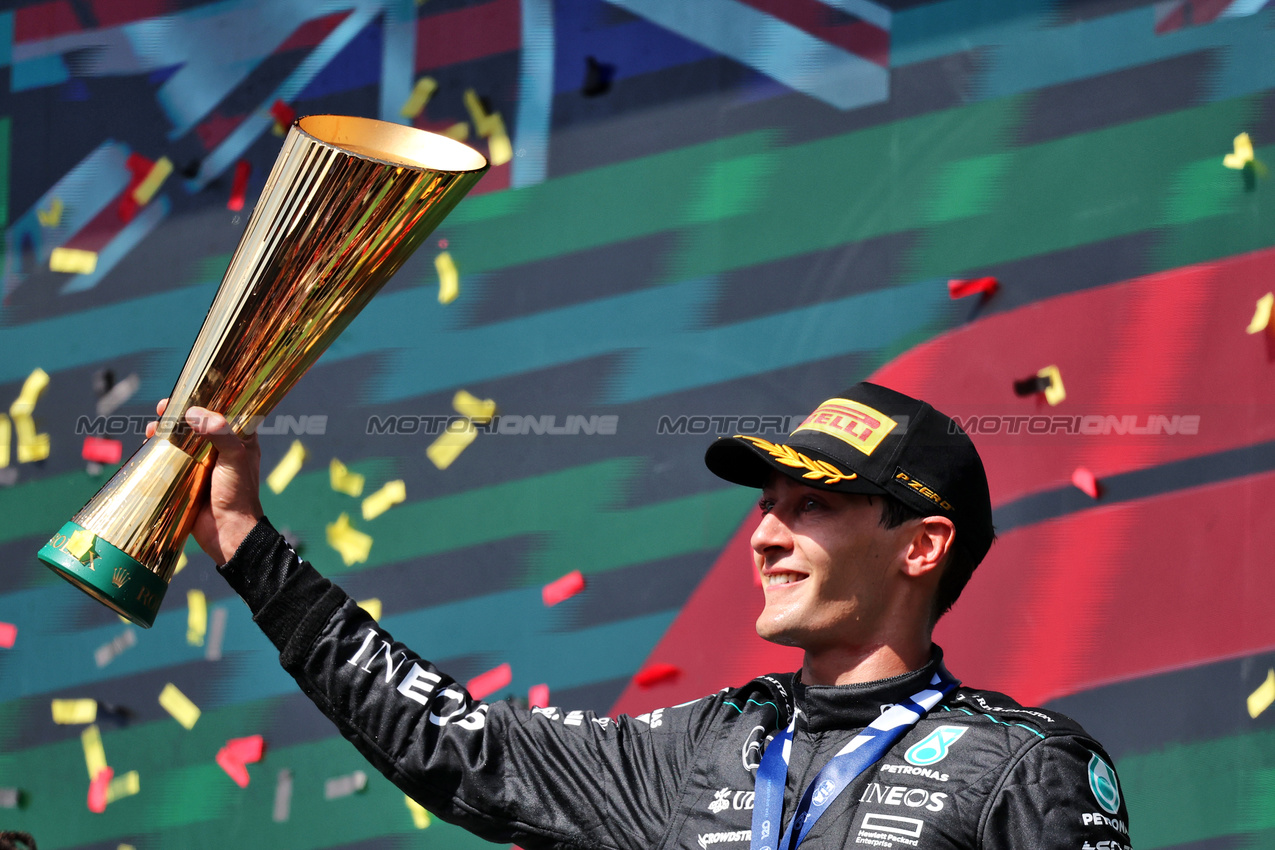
[605,0,889,110]
[378,0,415,124]
[514,0,555,188]
[60,196,171,294]
[0,284,215,385]
[0,576,672,710]
[344,276,956,405]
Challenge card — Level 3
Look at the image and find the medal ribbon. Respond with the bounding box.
[749,666,959,850]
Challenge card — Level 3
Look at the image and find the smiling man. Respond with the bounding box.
[174,381,1130,849]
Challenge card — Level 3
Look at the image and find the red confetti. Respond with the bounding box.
[1071,467,1100,499]
[0,622,16,648]
[117,193,139,223]
[216,746,250,788]
[87,766,113,813]
[225,734,265,764]
[82,436,123,465]
[528,683,549,709]
[634,662,681,688]
[269,99,296,132]
[467,662,512,701]
[542,570,586,606]
[947,277,998,299]
[228,160,251,212]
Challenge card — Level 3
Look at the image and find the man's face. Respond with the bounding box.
[751,474,915,653]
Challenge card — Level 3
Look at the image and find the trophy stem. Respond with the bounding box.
[38,438,214,627]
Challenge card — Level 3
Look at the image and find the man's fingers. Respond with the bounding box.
[156,398,169,416]
[185,407,249,456]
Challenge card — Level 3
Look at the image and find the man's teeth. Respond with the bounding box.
[766,573,803,587]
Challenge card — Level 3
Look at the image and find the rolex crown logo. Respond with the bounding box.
[111,567,129,589]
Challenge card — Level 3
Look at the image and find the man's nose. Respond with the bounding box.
[751,509,792,555]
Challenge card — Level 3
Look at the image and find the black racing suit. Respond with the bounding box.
[220,519,1133,850]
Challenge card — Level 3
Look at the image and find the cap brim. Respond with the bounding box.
[704,436,887,496]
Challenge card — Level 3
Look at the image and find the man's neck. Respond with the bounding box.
[801,640,932,686]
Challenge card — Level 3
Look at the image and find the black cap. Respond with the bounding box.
[704,382,994,565]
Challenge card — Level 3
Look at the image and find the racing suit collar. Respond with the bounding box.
[793,645,948,733]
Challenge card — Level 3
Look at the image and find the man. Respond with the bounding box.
[157,382,1131,848]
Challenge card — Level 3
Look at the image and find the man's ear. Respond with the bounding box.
[902,517,955,578]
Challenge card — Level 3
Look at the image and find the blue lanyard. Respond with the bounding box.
[749,667,959,850]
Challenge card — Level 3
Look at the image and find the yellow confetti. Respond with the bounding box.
[400,76,438,119]
[362,480,406,521]
[452,390,496,423]
[329,457,365,497]
[441,122,470,141]
[10,369,51,464]
[105,770,140,803]
[435,251,459,304]
[158,683,200,730]
[1247,293,1273,334]
[173,551,188,576]
[66,529,96,560]
[463,89,498,136]
[10,368,49,417]
[133,156,173,205]
[485,114,512,167]
[1224,132,1269,179]
[426,421,477,470]
[49,247,98,274]
[1037,365,1065,406]
[187,589,207,646]
[13,415,50,463]
[1249,669,1275,718]
[52,698,98,725]
[405,795,432,829]
[326,513,373,566]
[1225,132,1256,170]
[358,598,382,621]
[266,440,307,494]
[0,414,9,468]
[37,197,64,227]
[82,724,107,779]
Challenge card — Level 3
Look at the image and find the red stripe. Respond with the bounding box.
[734,0,889,68]
[935,470,1275,705]
[870,246,1275,507]
[88,0,173,29]
[612,249,1275,717]
[415,0,521,73]
[14,1,82,42]
[276,11,349,53]
[63,198,130,253]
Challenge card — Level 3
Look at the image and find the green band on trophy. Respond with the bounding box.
[38,521,169,628]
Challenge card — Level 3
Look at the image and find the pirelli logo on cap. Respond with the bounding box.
[793,398,898,456]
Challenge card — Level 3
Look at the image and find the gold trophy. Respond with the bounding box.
[37,115,488,627]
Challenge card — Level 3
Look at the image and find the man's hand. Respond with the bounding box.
[146,399,264,564]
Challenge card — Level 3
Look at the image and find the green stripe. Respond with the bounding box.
[0,464,121,548]
[443,94,1270,297]
[1118,725,1275,848]
[0,697,497,849]
[262,456,752,585]
[906,96,1265,280]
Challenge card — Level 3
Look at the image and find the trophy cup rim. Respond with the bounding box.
[295,114,490,175]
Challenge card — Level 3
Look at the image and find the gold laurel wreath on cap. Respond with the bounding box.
[736,435,858,486]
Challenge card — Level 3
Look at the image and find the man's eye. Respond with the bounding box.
[800,498,822,512]
[757,498,774,514]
